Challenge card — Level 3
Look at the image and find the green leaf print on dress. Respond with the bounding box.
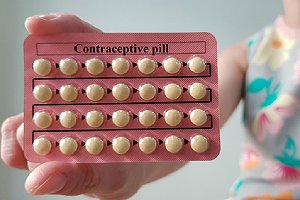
[275,136,300,167]
[247,78,280,108]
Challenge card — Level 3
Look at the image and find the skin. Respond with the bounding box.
[283,0,300,28]
[1,1,299,198]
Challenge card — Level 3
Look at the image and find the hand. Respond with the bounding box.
[1,14,185,200]
[1,14,145,200]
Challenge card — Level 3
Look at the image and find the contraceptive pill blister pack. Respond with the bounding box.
[24,33,220,163]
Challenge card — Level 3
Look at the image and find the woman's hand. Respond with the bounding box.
[1,14,185,200]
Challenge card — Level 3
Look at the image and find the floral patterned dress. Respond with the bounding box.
[230,16,300,200]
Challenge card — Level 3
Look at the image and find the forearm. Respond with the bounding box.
[219,40,248,127]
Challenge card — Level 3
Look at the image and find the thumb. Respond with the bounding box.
[25,162,102,196]
[25,13,102,34]
[25,162,144,199]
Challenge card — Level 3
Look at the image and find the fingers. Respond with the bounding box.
[1,113,28,169]
[16,123,24,150]
[26,162,101,195]
[25,13,103,35]
[25,162,145,199]
[27,162,41,171]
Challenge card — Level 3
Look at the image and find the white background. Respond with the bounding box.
[0,0,282,199]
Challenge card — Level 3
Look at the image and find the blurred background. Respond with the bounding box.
[0,0,282,199]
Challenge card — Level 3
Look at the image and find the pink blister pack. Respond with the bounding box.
[24,32,219,163]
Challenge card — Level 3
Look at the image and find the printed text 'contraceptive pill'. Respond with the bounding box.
[24,33,220,163]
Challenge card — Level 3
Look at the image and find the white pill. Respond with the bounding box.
[112,110,130,127]
[33,111,52,129]
[86,58,105,75]
[188,57,206,73]
[33,59,52,76]
[190,109,207,126]
[138,58,156,75]
[139,136,157,154]
[59,111,77,128]
[85,137,104,155]
[163,57,181,74]
[33,84,53,102]
[112,57,130,75]
[86,111,104,128]
[165,135,183,154]
[139,110,156,127]
[190,135,209,153]
[59,137,78,155]
[86,84,104,101]
[33,137,52,156]
[139,83,156,100]
[189,83,207,100]
[112,83,130,101]
[59,58,78,76]
[164,83,182,100]
[164,109,182,126]
[112,136,131,155]
[59,85,78,102]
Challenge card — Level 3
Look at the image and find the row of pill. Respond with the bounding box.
[33,108,208,129]
[33,134,209,156]
[33,82,207,102]
[32,56,207,76]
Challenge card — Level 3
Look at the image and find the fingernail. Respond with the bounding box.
[26,14,60,21]
[30,174,67,195]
